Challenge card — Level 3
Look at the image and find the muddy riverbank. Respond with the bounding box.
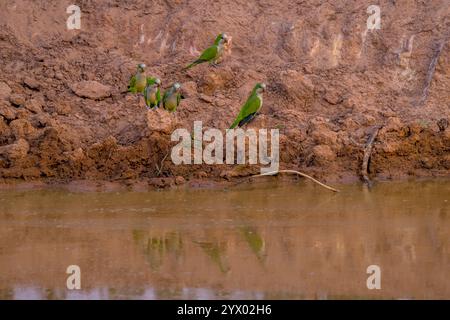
[0,1,449,188]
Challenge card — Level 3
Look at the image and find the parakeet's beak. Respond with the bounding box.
[155,78,161,85]
[224,35,232,51]
[261,83,267,91]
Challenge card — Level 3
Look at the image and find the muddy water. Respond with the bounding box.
[0,180,449,300]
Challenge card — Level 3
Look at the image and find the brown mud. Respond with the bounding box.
[0,0,449,190]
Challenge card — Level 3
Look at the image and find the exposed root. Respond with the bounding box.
[249,169,339,193]
[155,151,170,176]
[417,35,448,106]
[361,125,381,187]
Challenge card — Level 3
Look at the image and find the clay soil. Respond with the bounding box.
[0,0,449,190]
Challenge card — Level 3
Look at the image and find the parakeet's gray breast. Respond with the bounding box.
[148,87,157,101]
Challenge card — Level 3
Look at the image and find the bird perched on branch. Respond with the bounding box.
[185,33,230,69]
[229,83,266,129]
[162,83,183,112]
[128,63,147,94]
[144,78,162,110]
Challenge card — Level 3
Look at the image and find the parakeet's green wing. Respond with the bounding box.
[163,90,169,102]
[128,75,137,93]
[144,87,149,106]
[156,89,161,104]
[162,90,170,108]
[230,94,261,129]
[185,44,219,69]
[198,45,218,62]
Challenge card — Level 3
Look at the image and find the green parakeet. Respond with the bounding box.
[240,226,266,262]
[229,83,266,129]
[128,63,147,94]
[185,33,229,69]
[194,240,230,274]
[144,78,162,110]
[162,83,183,112]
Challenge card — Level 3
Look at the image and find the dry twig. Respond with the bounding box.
[250,169,339,193]
[155,151,170,176]
[417,35,449,106]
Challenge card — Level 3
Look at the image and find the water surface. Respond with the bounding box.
[0,180,449,299]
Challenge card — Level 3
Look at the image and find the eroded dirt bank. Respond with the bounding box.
[0,0,449,189]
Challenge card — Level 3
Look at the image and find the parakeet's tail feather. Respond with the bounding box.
[184,62,197,70]
[238,113,256,127]
[184,59,205,70]
[229,113,256,129]
[229,119,240,129]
